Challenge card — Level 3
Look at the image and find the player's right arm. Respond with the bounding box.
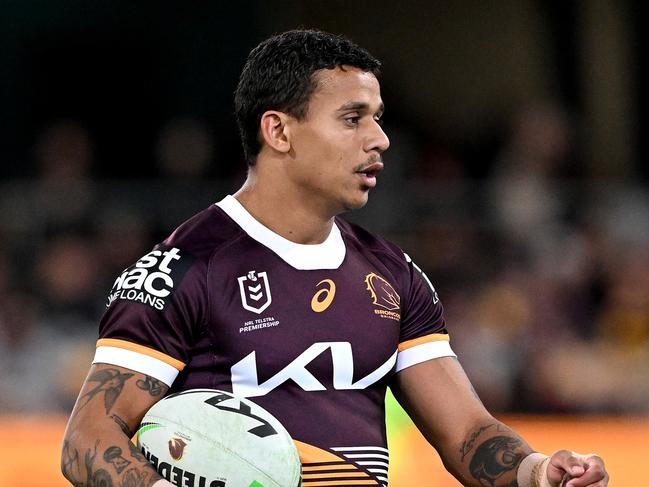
[61,362,169,487]
[62,241,207,486]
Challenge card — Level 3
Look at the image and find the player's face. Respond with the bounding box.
[286,67,390,215]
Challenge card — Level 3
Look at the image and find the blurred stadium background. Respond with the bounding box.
[1,1,648,485]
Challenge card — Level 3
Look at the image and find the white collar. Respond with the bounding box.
[216,195,346,270]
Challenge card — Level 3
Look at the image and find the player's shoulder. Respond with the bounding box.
[161,203,245,260]
[335,217,407,270]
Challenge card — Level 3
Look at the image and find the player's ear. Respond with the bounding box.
[259,111,291,154]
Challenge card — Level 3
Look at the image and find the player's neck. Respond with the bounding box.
[233,176,335,245]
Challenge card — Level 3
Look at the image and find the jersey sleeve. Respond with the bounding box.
[93,244,208,386]
[395,253,455,373]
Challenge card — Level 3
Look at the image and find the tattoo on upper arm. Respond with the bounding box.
[136,375,165,397]
[79,368,134,414]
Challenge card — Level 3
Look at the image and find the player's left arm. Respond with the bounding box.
[390,356,609,487]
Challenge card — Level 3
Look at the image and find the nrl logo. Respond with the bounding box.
[364,272,400,311]
[238,270,272,314]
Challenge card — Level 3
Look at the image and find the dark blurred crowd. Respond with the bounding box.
[1,102,648,416]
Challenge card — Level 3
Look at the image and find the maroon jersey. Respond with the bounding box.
[94,195,455,486]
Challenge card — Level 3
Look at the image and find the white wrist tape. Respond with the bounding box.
[517,452,552,487]
[152,480,175,487]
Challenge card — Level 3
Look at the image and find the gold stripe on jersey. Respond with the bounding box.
[398,333,450,352]
[296,440,345,464]
[96,338,186,370]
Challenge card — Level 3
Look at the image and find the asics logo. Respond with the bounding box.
[311,279,336,313]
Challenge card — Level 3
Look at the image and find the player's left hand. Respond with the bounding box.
[546,450,608,487]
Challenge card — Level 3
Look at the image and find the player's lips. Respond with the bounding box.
[355,162,384,188]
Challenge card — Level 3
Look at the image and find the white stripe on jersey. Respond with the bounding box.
[368,468,389,475]
[404,252,439,303]
[93,346,180,386]
[395,340,456,373]
[343,453,390,461]
[332,447,390,485]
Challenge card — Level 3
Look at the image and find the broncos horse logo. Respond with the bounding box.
[364,273,400,311]
[168,438,188,460]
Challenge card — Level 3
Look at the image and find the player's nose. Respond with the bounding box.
[365,121,390,154]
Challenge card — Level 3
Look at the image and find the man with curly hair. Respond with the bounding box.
[62,29,608,487]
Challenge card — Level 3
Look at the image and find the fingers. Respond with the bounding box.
[547,450,585,481]
[547,450,608,487]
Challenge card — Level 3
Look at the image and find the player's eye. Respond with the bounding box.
[374,117,384,126]
[344,115,361,126]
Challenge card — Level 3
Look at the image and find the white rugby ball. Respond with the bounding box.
[136,389,301,487]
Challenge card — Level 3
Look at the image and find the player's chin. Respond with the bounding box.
[342,190,370,211]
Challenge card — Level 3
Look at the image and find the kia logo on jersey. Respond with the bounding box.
[231,342,398,397]
[238,270,272,314]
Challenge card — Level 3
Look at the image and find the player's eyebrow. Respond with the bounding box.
[337,101,385,116]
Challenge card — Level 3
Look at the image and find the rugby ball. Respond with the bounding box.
[136,389,301,487]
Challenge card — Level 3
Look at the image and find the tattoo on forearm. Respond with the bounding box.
[136,375,165,397]
[128,440,150,465]
[469,436,525,487]
[64,438,157,487]
[104,446,132,474]
[79,368,134,414]
[460,424,494,461]
[111,414,135,438]
[120,467,154,487]
[62,440,84,486]
[124,443,162,486]
[85,440,114,487]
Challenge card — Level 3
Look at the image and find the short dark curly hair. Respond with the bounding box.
[234,29,381,165]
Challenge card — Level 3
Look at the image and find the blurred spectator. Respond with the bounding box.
[596,246,649,351]
[34,120,97,229]
[0,120,97,243]
[156,118,215,178]
[34,232,101,324]
[487,102,575,260]
[453,274,532,412]
[0,237,96,414]
[36,120,94,181]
